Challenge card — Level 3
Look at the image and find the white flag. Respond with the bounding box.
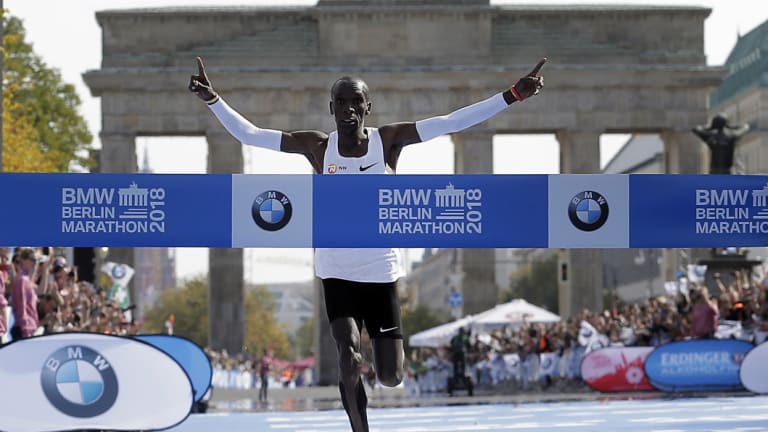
[578,320,607,353]
[101,262,135,311]
[687,264,707,283]
[0,333,193,432]
[664,281,679,296]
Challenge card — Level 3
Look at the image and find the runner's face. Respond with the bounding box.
[330,80,370,133]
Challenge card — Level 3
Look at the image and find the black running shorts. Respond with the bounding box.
[322,278,403,339]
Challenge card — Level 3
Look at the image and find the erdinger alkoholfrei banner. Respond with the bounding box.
[0,333,193,432]
[643,339,752,392]
[0,173,767,248]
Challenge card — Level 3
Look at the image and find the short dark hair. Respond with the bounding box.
[330,76,369,100]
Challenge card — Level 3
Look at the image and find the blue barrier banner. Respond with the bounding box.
[0,173,231,247]
[631,175,768,247]
[313,174,548,248]
[643,339,752,392]
[135,335,212,402]
[1,173,766,248]
[0,333,193,432]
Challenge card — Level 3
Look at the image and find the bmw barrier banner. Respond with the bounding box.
[631,175,768,247]
[643,339,752,393]
[0,333,193,432]
[548,174,629,248]
[0,173,231,247]
[580,347,655,392]
[231,174,313,247]
[313,174,548,247]
[135,334,213,402]
[739,341,768,394]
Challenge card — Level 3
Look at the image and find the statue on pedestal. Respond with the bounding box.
[691,113,750,174]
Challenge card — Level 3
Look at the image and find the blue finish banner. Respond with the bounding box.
[0,173,766,248]
[0,173,231,247]
[313,174,548,248]
[631,175,768,247]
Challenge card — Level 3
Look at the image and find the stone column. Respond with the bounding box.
[206,131,245,353]
[661,130,706,282]
[661,129,704,175]
[313,278,338,386]
[451,130,497,314]
[555,130,603,318]
[100,132,137,296]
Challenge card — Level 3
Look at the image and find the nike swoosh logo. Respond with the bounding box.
[359,163,378,172]
[379,326,398,333]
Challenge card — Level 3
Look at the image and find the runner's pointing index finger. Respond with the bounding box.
[196,56,206,78]
[528,58,547,77]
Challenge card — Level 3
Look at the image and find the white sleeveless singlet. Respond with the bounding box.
[314,128,405,283]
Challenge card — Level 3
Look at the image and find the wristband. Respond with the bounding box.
[206,94,220,105]
[509,86,523,102]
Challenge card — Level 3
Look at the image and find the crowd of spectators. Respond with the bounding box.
[0,247,140,345]
[4,246,767,397]
[0,246,311,395]
[205,347,315,391]
[404,270,768,395]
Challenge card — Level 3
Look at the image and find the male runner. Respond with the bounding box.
[190,56,545,431]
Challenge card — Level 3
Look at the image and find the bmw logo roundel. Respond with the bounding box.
[111,264,126,280]
[41,345,118,418]
[568,190,609,232]
[252,190,293,231]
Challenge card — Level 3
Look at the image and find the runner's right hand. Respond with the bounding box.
[188,56,218,102]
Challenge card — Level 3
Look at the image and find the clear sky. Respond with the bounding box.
[5,0,767,283]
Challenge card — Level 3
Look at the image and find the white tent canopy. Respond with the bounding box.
[471,299,560,330]
[408,315,473,348]
[408,299,561,348]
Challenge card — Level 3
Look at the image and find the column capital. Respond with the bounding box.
[554,129,603,140]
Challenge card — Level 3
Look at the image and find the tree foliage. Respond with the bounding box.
[2,12,93,172]
[3,83,56,171]
[143,276,209,347]
[401,305,450,351]
[292,317,315,359]
[501,252,559,313]
[142,277,291,359]
[244,286,291,359]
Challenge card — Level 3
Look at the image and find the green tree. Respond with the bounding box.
[2,12,92,172]
[501,252,559,313]
[401,305,450,351]
[244,286,291,359]
[143,278,291,358]
[143,276,209,347]
[293,317,315,359]
[3,83,56,171]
